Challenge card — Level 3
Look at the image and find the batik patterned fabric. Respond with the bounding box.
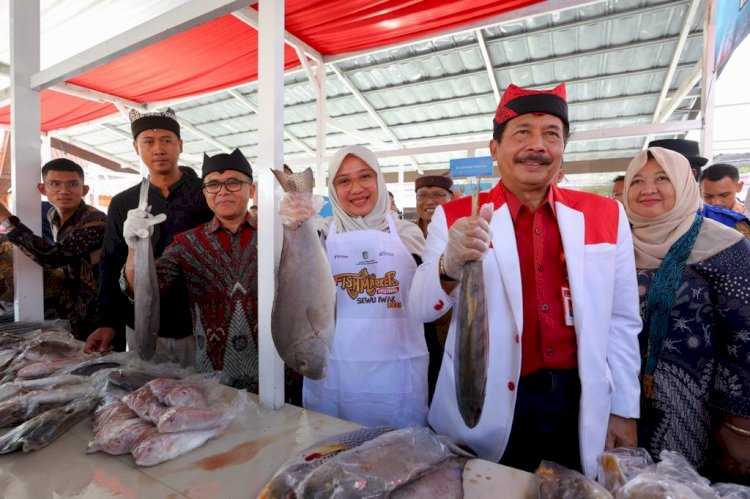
[636,239,750,470]
[7,202,106,339]
[157,214,258,392]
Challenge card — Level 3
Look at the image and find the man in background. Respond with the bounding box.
[85,108,213,361]
[611,175,624,203]
[0,158,106,339]
[700,163,745,213]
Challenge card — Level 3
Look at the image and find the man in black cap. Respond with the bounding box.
[409,82,642,478]
[414,174,453,238]
[647,138,708,180]
[0,158,106,339]
[85,108,213,363]
[122,149,259,391]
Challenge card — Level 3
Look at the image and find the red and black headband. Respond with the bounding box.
[493,83,568,129]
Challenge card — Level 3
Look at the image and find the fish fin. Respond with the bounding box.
[271,168,314,193]
[303,443,348,461]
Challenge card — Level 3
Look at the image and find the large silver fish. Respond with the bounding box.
[259,426,396,499]
[454,191,490,428]
[18,395,99,452]
[271,168,336,380]
[295,427,471,498]
[134,177,160,360]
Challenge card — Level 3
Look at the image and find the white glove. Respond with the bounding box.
[123,207,167,248]
[442,202,494,280]
[278,192,321,230]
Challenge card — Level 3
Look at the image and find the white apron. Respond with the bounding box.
[303,215,428,428]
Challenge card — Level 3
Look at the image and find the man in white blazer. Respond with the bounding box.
[408,82,642,478]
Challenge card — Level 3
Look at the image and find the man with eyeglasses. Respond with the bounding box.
[414,175,454,238]
[413,174,454,399]
[85,108,213,363]
[121,149,259,392]
[0,158,106,340]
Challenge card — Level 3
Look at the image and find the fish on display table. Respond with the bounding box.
[131,425,225,467]
[270,167,336,380]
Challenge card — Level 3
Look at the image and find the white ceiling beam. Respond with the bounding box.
[55,134,139,172]
[330,63,423,173]
[51,82,147,111]
[227,89,316,156]
[475,29,500,103]
[657,60,702,122]
[644,0,701,148]
[180,121,231,154]
[231,7,323,63]
[287,119,703,165]
[325,117,391,149]
[30,0,252,91]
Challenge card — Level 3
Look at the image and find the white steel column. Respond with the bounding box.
[9,0,44,320]
[257,0,285,409]
[315,61,327,194]
[700,0,717,160]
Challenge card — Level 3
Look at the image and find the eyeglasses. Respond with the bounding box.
[416,192,450,201]
[332,172,376,189]
[45,180,82,192]
[203,179,252,194]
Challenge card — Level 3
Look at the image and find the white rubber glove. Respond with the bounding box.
[278,192,322,230]
[442,202,494,280]
[123,207,167,248]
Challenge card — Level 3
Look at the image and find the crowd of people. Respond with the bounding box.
[0,80,747,483]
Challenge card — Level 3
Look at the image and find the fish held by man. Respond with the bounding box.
[454,192,491,428]
[270,168,336,380]
[133,177,160,360]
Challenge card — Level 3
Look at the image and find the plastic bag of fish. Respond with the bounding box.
[536,461,613,498]
[259,426,473,499]
[87,374,255,467]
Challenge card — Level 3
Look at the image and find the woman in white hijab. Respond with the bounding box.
[623,146,750,481]
[296,145,429,428]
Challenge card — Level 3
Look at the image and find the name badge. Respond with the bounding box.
[562,287,574,326]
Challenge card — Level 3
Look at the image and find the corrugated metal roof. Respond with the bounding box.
[49,0,706,187]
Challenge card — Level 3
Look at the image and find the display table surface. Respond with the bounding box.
[0,394,535,498]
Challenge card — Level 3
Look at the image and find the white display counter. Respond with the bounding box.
[0,395,535,498]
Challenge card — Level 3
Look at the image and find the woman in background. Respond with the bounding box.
[623,146,750,481]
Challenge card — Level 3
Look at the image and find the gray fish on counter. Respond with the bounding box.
[270,168,336,380]
[18,395,99,452]
[132,424,226,466]
[259,426,396,499]
[69,360,121,376]
[15,374,86,391]
[25,383,92,413]
[295,426,471,498]
[536,461,613,499]
[0,383,24,403]
[454,192,490,428]
[133,177,161,360]
[390,456,467,499]
[16,357,92,379]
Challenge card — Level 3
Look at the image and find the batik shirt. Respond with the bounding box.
[636,239,750,470]
[7,201,106,339]
[156,214,258,392]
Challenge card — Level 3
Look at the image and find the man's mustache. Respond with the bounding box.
[515,154,552,165]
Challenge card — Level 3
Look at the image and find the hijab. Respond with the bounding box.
[327,145,425,256]
[623,147,742,269]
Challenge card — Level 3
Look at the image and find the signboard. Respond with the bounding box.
[449,156,494,178]
[716,0,750,74]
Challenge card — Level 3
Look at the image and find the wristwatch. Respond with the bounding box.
[0,216,19,231]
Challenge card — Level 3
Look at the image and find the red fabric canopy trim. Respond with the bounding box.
[0,90,115,132]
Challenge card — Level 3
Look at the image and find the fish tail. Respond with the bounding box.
[272,167,314,193]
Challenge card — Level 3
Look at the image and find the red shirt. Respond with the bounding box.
[504,185,578,376]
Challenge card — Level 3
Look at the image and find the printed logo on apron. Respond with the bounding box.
[333,268,402,307]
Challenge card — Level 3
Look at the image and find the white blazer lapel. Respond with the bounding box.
[489,205,523,335]
[556,203,585,326]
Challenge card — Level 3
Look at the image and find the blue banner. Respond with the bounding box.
[449,156,494,178]
[716,0,750,74]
